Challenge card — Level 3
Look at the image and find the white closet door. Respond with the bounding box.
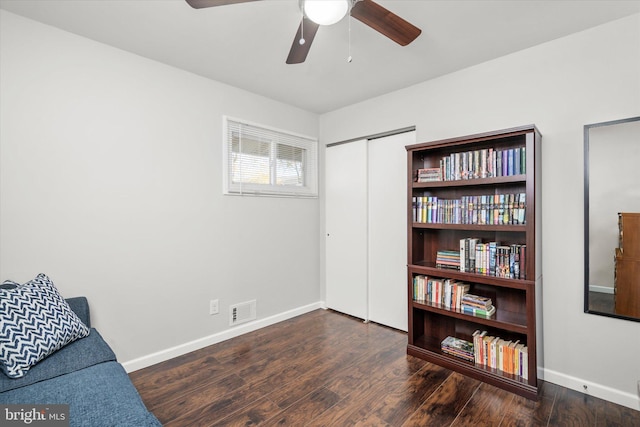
[325,139,368,320]
[368,131,414,331]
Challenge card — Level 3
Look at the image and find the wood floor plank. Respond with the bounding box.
[133,354,229,409]
[323,344,409,398]
[163,378,275,427]
[401,372,480,427]
[350,413,394,426]
[149,373,245,423]
[213,311,349,369]
[129,309,639,427]
[306,347,426,425]
[595,399,640,427]
[209,396,282,427]
[267,335,403,409]
[318,360,447,427]
[372,362,451,426]
[499,380,560,427]
[452,382,514,426]
[261,387,342,426]
[549,386,598,426]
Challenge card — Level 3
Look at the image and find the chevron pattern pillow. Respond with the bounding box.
[0,274,90,379]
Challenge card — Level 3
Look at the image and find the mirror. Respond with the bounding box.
[584,116,640,322]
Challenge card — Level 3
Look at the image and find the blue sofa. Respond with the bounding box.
[0,297,161,427]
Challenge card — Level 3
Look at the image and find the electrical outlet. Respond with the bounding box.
[209,299,219,315]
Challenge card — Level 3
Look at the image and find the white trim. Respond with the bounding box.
[122,301,324,373]
[542,367,640,411]
[223,115,317,142]
[589,285,615,294]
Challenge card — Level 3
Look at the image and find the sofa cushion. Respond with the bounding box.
[0,274,90,379]
[66,297,91,328]
[0,361,162,427]
[0,328,116,393]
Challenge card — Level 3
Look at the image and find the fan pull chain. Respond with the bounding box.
[347,10,352,62]
[300,15,306,45]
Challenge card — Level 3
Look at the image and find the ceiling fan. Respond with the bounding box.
[185,0,421,64]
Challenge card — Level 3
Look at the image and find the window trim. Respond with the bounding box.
[222,116,318,198]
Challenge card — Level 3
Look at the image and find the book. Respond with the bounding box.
[459,238,467,273]
[436,250,460,270]
[518,193,526,224]
[417,167,442,182]
[473,330,487,364]
[441,336,474,362]
[461,304,496,318]
[462,293,493,309]
[468,238,479,272]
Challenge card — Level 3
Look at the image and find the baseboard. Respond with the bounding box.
[122,301,324,373]
[589,285,615,294]
[542,367,640,411]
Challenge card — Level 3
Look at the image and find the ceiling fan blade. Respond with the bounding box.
[185,0,262,9]
[286,18,320,64]
[351,0,421,46]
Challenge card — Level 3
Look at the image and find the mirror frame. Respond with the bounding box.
[584,115,640,322]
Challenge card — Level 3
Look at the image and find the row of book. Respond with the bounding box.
[440,333,529,380]
[412,193,526,225]
[472,330,529,380]
[412,275,496,318]
[415,147,526,183]
[459,239,526,280]
[413,275,470,310]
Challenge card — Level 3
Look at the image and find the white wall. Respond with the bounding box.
[0,11,320,366]
[320,14,640,410]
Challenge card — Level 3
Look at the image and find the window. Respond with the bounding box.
[223,117,318,197]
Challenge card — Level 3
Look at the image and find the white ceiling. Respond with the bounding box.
[2,0,639,114]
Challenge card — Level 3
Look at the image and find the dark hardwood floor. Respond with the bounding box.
[130,309,640,426]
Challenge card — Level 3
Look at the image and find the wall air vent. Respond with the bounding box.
[229,300,256,326]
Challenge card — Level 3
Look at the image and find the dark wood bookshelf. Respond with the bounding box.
[406,125,541,401]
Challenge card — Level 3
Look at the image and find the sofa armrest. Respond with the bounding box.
[66,296,91,328]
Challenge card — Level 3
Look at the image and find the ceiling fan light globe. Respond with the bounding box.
[303,0,349,26]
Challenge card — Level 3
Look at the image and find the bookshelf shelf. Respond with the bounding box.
[412,223,526,232]
[408,339,535,396]
[406,125,541,400]
[410,264,533,290]
[412,300,528,333]
[413,174,526,189]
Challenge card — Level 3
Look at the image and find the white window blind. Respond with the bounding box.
[223,117,318,197]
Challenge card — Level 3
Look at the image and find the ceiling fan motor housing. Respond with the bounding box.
[299,0,351,26]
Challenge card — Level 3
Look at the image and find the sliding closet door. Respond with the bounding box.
[368,131,413,331]
[325,140,368,320]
